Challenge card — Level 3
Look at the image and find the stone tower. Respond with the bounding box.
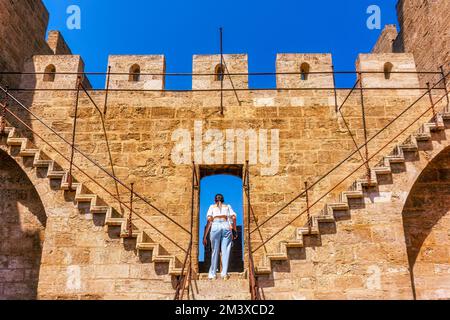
[372,0,449,86]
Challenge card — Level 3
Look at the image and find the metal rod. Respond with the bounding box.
[3,105,188,252]
[79,81,124,214]
[331,65,339,112]
[245,161,260,300]
[0,103,5,136]
[338,109,367,166]
[68,78,82,191]
[222,57,242,106]
[305,181,311,234]
[103,66,111,115]
[0,83,190,234]
[439,66,449,111]
[0,86,8,135]
[426,82,436,122]
[250,70,449,235]
[220,27,224,116]
[128,182,134,238]
[0,70,442,76]
[252,90,449,253]
[7,86,440,93]
[359,72,371,183]
[175,162,197,300]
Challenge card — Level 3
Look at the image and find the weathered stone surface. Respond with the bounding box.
[0,0,448,301]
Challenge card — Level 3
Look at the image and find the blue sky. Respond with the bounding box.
[43,0,398,89]
[198,175,243,261]
[41,0,399,262]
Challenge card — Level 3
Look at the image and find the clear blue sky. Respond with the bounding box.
[198,175,243,261]
[43,0,398,89]
[41,0,399,263]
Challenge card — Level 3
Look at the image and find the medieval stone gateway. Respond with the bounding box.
[0,0,448,300]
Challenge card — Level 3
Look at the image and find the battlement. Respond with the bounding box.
[276,53,334,88]
[192,54,248,90]
[356,53,420,90]
[20,55,87,90]
[18,52,423,93]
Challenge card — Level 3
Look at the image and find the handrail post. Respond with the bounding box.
[305,181,312,234]
[127,182,134,238]
[0,103,5,136]
[426,82,437,122]
[359,72,371,184]
[439,66,449,111]
[0,86,7,136]
[245,161,261,300]
[103,65,111,115]
[175,162,197,300]
[219,27,224,116]
[331,65,338,113]
[68,77,82,191]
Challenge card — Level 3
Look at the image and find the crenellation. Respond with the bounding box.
[107,55,166,90]
[356,53,420,90]
[1,0,449,301]
[19,55,87,90]
[46,31,72,55]
[192,54,248,90]
[276,54,334,89]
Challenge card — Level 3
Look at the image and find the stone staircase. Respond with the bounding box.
[255,111,450,274]
[181,272,251,300]
[2,107,449,298]
[1,125,186,276]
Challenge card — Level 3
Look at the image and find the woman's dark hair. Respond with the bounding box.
[215,194,225,203]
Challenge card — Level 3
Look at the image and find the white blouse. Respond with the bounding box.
[206,204,237,220]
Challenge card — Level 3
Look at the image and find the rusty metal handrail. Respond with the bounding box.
[0,84,190,235]
[250,69,450,236]
[2,105,188,253]
[252,89,449,253]
[174,162,199,300]
[1,70,443,76]
[244,161,262,300]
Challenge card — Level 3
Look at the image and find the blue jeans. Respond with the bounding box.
[208,220,232,278]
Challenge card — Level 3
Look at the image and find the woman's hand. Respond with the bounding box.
[203,238,207,246]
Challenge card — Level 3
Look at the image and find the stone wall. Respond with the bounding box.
[0,150,46,300]
[372,25,399,54]
[373,0,450,87]
[6,52,437,286]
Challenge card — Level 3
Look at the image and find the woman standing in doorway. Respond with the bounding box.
[203,194,238,279]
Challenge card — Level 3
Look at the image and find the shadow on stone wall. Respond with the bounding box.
[402,146,450,300]
[0,150,47,300]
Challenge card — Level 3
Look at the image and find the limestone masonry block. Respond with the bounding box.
[276,53,334,89]
[192,54,248,90]
[107,55,166,90]
[46,31,72,55]
[20,55,86,90]
[356,53,420,89]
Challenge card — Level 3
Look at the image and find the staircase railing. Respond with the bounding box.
[0,84,192,256]
[250,69,450,254]
[174,162,199,300]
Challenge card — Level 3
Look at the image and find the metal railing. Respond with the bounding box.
[243,161,263,300]
[250,69,450,254]
[0,84,192,255]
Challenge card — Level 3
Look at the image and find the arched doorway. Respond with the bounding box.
[197,165,244,274]
[0,150,47,299]
[402,146,450,300]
